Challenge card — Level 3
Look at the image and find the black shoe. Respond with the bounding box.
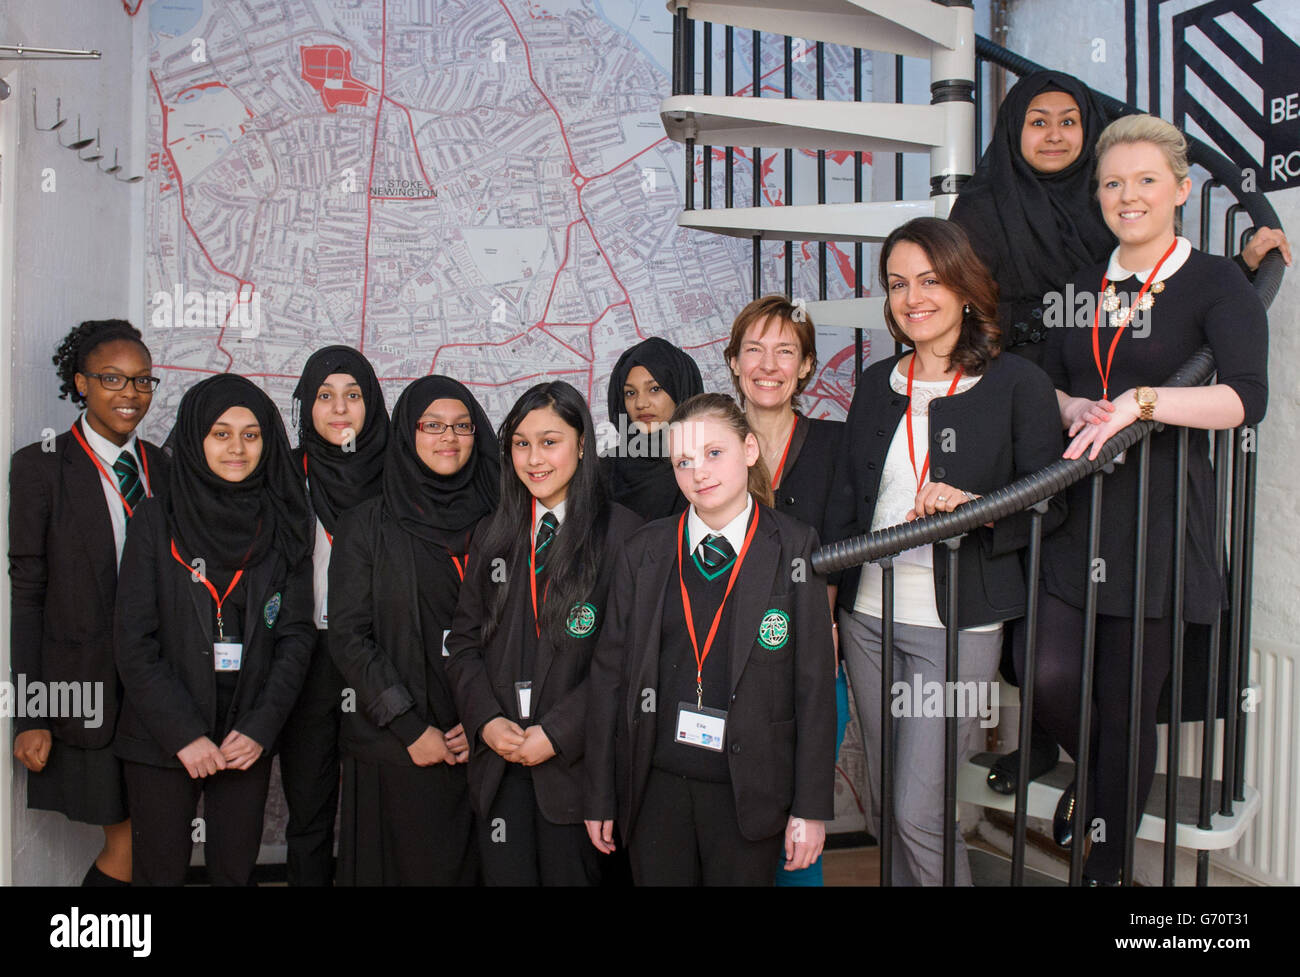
[986,735,1060,795]
[1052,783,1076,848]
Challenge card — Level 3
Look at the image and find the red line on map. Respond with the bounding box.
[358,0,388,355]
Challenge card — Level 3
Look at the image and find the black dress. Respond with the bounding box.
[770,415,843,539]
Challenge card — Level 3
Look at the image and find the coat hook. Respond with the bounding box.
[32,90,67,131]
[79,129,104,163]
[60,115,94,150]
[99,147,123,175]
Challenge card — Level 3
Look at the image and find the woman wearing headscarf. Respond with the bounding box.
[114,374,315,886]
[327,375,499,885]
[281,345,389,886]
[602,337,704,521]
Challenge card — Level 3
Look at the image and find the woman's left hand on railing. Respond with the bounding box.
[907,481,984,522]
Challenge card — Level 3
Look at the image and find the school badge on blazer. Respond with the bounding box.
[757,609,790,650]
[263,592,282,629]
[565,601,597,638]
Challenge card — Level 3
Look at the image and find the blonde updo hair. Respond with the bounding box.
[1094,113,1190,184]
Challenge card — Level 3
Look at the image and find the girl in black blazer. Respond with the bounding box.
[114,374,315,886]
[601,336,703,521]
[281,345,389,886]
[9,319,164,886]
[585,393,837,886]
[328,375,498,885]
[446,381,642,886]
[825,218,1065,885]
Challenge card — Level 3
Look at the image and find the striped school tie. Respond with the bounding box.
[113,449,144,514]
[697,533,735,572]
[534,511,558,574]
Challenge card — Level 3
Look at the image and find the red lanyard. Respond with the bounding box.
[528,498,552,638]
[170,540,244,641]
[676,505,760,707]
[770,415,799,490]
[450,553,466,582]
[302,456,334,546]
[905,355,962,490]
[70,421,151,518]
[1092,238,1177,399]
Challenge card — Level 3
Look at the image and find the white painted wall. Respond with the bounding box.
[0,0,148,886]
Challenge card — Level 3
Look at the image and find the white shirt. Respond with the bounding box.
[533,498,566,542]
[687,494,754,558]
[311,516,331,630]
[79,415,150,568]
[1105,235,1191,282]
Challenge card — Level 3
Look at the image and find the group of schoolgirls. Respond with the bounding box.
[11,317,836,888]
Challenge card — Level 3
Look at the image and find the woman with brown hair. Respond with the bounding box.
[825,216,1066,884]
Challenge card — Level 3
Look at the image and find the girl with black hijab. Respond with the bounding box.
[281,345,389,886]
[114,374,315,885]
[602,337,704,521]
[328,376,498,885]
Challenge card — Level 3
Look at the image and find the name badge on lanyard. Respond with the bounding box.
[515,681,533,720]
[676,702,727,751]
[214,640,244,672]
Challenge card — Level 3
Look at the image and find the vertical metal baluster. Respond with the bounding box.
[1164,428,1189,885]
[1233,429,1258,802]
[974,54,983,159]
[684,13,695,211]
[672,7,683,96]
[725,27,734,209]
[879,557,895,886]
[1221,427,1248,819]
[817,41,827,304]
[1196,428,1231,886]
[784,35,794,298]
[1223,204,1242,258]
[894,54,904,356]
[943,538,961,887]
[853,47,864,382]
[702,22,712,210]
[752,30,761,300]
[1070,472,1105,887]
[1123,436,1153,885]
[1012,502,1050,885]
[1199,181,1221,252]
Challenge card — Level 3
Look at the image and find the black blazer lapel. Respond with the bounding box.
[728,515,781,695]
[62,428,119,590]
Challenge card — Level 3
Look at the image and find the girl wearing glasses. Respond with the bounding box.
[114,374,315,885]
[446,381,642,885]
[327,376,498,885]
[280,346,389,886]
[10,319,164,886]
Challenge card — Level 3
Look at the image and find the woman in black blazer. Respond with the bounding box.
[825,218,1065,885]
[10,319,164,886]
[585,393,837,886]
[114,374,315,886]
[328,375,498,885]
[281,345,389,886]
[446,381,642,886]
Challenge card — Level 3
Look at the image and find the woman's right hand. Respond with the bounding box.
[1061,395,1114,437]
[407,727,451,767]
[13,729,52,773]
[177,736,227,779]
[482,716,526,759]
[585,819,616,854]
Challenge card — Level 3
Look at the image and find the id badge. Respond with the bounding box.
[442,629,451,658]
[320,593,328,628]
[515,681,533,720]
[214,640,243,672]
[676,702,727,752]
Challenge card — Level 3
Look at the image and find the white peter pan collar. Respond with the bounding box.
[1106,236,1191,283]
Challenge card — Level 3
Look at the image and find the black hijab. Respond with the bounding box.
[604,337,703,521]
[291,345,389,535]
[950,71,1115,303]
[164,374,313,574]
[382,376,499,549]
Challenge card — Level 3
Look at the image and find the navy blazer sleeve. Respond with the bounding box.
[8,446,52,734]
[235,554,314,750]
[444,523,506,744]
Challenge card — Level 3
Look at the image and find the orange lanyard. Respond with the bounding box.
[170,540,244,641]
[676,505,759,707]
[528,498,552,638]
[450,553,466,582]
[770,415,799,490]
[905,356,962,490]
[1092,238,1177,399]
[70,421,151,518]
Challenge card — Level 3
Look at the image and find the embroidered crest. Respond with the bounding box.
[757,609,790,650]
[566,602,598,638]
[264,592,282,629]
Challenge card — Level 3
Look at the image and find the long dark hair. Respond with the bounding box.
[478,381,609,649]
[878,217,1001,376]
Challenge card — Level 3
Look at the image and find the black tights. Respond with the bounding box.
[1016,592,1172,882]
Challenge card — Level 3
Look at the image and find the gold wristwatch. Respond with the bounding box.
[1134,386,1158,421]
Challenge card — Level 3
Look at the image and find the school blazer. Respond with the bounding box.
[825,351,1068,628]
[585,506,837,842]
[8,426,167,748]
[445,503,643,825]
[113,498,315,769]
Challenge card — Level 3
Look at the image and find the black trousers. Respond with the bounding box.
[279,630,343,886]
[1018,592,1172,882]
[124,756,273,886]
[629,767,782,886]
[476,765,599,886]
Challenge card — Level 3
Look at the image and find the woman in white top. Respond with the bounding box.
[827,217,1066,884]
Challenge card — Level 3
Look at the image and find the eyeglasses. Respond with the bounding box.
[83,372,161,393]
[416,421,475,436]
